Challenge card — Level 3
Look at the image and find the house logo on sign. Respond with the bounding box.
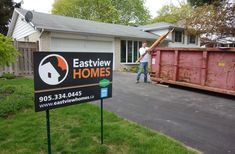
[38,54,69,85]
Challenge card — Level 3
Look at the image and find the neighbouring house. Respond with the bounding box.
[7,8,163,70]
[139,22,200,48]
[216,37,235,47]
[202,37,235,48]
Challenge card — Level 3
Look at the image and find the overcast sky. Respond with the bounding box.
[14,0,187,18]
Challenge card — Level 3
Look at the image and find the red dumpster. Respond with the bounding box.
[150,48,235,96]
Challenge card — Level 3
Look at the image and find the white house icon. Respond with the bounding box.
[39,62,60,85]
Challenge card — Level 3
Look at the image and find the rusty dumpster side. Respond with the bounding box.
[150,48,235,96]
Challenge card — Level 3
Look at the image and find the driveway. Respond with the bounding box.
[101,72,235,154]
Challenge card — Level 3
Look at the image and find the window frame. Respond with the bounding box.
[120,40,142,64]
[120,40,127,63]
[188,35,196,44]
[174,30,183,43]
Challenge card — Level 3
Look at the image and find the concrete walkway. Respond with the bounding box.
[101,72,235,154]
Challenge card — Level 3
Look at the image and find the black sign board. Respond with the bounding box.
[33,52,113,112]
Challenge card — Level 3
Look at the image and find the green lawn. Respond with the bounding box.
[0,77,198,154]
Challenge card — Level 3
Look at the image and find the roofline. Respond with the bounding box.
[142,25,184,32]
[9,8,171,41]
[7,8,38,37]
[45,29,172,42]
[7,10,18,36]
[142,26,170,31]
[40,27,158,40]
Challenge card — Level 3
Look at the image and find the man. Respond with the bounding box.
[136,42,151,83]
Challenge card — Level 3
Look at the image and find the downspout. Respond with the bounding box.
[38,28,45,51]
[39,28,45,38]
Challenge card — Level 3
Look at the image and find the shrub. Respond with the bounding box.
[0,78,33,118]
[130,65,139,73]
[0,86,16,97]
[1,73,16,79]
[0,34,20,66]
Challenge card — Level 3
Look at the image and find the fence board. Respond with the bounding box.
[24,48,28,74]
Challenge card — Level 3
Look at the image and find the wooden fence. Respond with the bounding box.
[1,41,38,76]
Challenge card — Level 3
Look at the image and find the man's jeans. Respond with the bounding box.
[136,62,148,82]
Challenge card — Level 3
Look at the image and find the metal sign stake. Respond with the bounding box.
[101,98,104,144]
[46,109,52,154]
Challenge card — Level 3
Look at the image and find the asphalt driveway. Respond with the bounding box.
[100,72,235,154]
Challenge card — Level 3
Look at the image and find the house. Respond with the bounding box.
[8,9,201,72]
[8,8,162,70]
[139,22,200,48]
[202,37,235,48]
[216,37,235,47]
[39,62,60,85]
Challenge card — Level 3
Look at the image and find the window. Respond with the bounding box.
[189,35,196,44]
[229,44,235,47]
[134,41,138,62]
[174,30,183,43]
[121,40,142,63]
[121,40,126,62]
[128,41,132,63]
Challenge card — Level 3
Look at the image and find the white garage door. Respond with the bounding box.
[51,38,113,53]
[51,37,115,68]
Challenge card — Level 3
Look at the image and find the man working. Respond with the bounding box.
[136,42,151,83]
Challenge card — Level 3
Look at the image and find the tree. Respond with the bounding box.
[185,1,235,40]
[187,0,221,7]
[151,2,191,23]
[52,0,150,25]
[0,0,21,35]
[0,34,19,66]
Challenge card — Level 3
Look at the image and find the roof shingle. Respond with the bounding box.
[16,8,158,40]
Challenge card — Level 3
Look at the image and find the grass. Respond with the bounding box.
[0,77,33,117]
[0,77,198,154]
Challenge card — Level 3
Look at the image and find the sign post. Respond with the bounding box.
[33,52,113,152]
[46,109,51,154]
[99,78,111,144]
[100,98,104,144]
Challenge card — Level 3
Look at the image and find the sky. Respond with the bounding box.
[145,0,186,17]
[14,0,186,18]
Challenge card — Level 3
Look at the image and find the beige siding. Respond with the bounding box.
[27,32,40,42]
[114,38,121,70]
[168,34,200,48]
[39,32,51,51]
[150,29,200,47]
[17,32,40,42]
[12,15,37,40]
[151,29,172,39]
